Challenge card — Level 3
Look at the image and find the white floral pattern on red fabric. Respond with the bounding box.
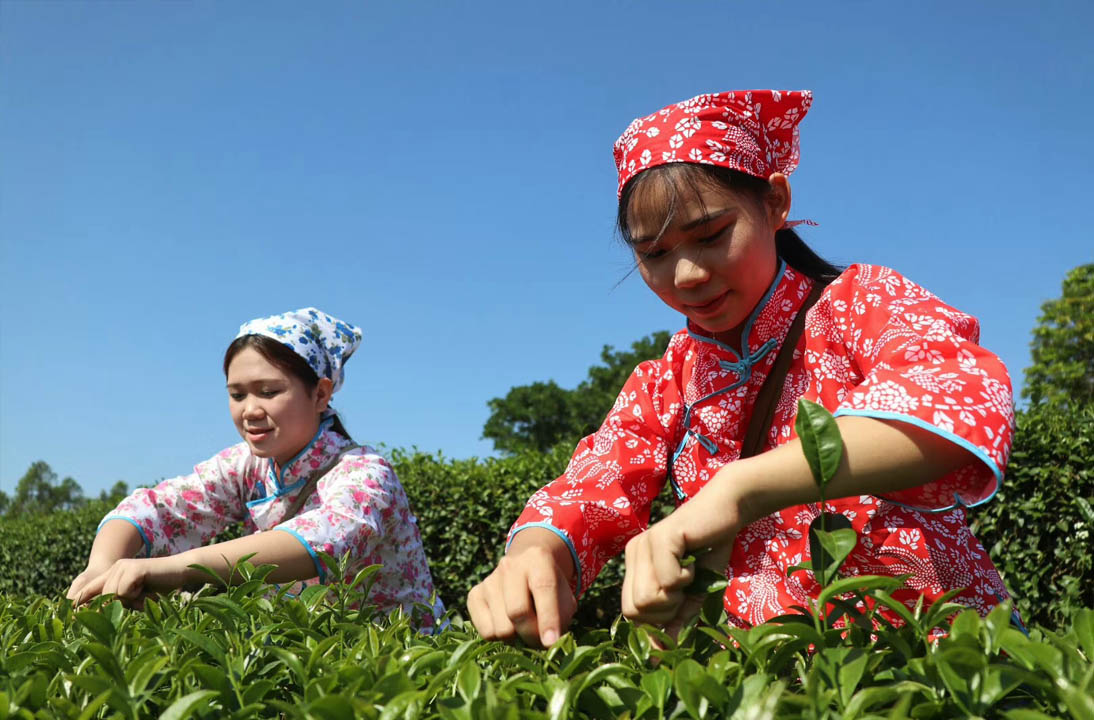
[508,263,1015,627]
[101,426,440,620]
[613,90,812,197]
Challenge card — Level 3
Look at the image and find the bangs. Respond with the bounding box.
[619,164,718,248]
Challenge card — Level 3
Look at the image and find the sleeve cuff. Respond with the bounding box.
[97,516,152,558]
[272,527,326,583]
[507,522,583,595]
[832,408,1002,512]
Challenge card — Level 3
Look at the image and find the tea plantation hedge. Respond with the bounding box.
[970,402,1094,628]
[1,403,1092,717]
[2,558,1093,719]
[2,402,1089,628]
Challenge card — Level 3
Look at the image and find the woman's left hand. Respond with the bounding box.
[70,556,189,608]
[621,470,745,635]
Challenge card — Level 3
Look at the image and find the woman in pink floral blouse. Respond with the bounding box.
[68,308,441,622]
[468,90,1017,647]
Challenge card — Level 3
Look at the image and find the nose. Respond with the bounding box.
[674,253,709,289]
[241,396,265,420]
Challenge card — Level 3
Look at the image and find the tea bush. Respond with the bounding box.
[969,401,1094,628]
[2,401,1092,718]
[0,445,679,628]
[1,402,1090,628]
[1,556,1091,719]
[391,444,677,628]
[0,501,111,599]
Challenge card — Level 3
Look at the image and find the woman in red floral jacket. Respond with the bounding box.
[468,90,1016,647]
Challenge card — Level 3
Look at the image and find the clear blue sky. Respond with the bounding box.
[2,1,1091,496]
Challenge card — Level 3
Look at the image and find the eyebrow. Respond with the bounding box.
[628,209,732,245]
[226,380,284,389]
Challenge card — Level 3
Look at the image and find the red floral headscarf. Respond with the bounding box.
[613,90,812,198]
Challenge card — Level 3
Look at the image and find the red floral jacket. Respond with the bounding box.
[509,262,1015,628]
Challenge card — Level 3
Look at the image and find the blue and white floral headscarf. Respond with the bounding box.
[236,308,363,393]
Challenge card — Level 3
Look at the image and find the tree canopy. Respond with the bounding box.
[0,461,128,518]
[1023,263,1094,409]
[482,332,671,454]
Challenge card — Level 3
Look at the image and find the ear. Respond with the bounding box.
[765,173,793,228]
[314,378,334,413]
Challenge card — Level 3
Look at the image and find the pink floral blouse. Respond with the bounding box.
[101,424,441,619]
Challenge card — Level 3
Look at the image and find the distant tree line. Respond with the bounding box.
[482,331,672,454]
[0,461,128,518]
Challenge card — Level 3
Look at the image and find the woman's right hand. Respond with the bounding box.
[467,528,578,648]
[66,558,117,605]
[66,519,146,605]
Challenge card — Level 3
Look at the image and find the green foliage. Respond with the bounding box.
[4,461,85,517]
[98,481,130,505]
[790,399,854,589]
[480,382,578,456]
[0,462,127,520]
[0,448,675,629]
[389,446,676,629]
[794,399,844,497]
[2,400,1090,632]
[483,332,671,454]
[969,400,1094,629]
[388,446,570,616]
[0,500,113,597]
[1023,263,1094,409]
[1,559,1091,719]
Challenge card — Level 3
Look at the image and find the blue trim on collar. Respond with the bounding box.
[268,417,334,491]
[669,262,790,499]
[685,259,788,360]
[245,475,312,508]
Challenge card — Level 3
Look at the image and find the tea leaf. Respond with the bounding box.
[808,520,856,588]
[159,690,217,720]
[794,399,844,493]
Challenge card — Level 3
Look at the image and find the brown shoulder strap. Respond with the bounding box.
[740,283,825,459]
[281,444,362,520]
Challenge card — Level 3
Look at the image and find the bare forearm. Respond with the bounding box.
[89,519,146,564]
[174,530,318,585]
[729,415,977,523]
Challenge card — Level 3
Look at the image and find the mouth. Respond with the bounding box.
[685,289,731,315]
[245,428,273,442]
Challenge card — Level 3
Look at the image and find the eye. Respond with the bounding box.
[229,392,245,402]
[697,223,732,245]
[259,389,281,399]
[638,246,668,261]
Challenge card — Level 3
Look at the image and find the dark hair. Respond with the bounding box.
[223,334,352,440]
[616,163,844,284]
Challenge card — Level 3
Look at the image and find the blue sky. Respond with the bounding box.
[2,1,1091,496]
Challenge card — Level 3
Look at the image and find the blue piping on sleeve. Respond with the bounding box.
[272,527,326,583]
[507,522,583,596]
[832,408,1002,513]
[98,517,151,558]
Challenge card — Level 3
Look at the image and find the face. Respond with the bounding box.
[627,172,790,344]
[226,347,332,467]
